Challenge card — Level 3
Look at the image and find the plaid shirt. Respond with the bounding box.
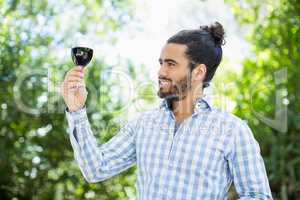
[66,98,272,200]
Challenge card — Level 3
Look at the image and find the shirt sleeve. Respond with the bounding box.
[227,120,273,200]
[65,107,137,183]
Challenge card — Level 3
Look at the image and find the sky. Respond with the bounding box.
[103,0,250,78]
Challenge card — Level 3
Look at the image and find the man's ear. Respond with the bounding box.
[192,64,206,82]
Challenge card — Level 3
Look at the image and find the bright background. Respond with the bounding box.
[0,0,299,199]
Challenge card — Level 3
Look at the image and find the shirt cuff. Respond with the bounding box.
[65,106,88,127]
[65,107,88,124]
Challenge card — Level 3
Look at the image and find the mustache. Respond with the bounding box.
[158,76,172,81]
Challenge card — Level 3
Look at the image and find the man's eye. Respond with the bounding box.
[167,62,175,67]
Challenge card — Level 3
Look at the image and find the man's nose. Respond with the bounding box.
[158,64,168,78]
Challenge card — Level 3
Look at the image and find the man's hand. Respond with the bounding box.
[61,66,87,112]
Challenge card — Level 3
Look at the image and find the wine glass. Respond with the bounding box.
[71,47,93,67]
[71,34,93,67]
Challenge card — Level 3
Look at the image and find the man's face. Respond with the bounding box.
[157,43,191,101]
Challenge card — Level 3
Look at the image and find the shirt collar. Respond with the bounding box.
[159,96,212,113]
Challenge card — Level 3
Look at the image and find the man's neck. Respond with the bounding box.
[171,90,203,124]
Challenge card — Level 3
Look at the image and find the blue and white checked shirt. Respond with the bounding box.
[66,98,272,200]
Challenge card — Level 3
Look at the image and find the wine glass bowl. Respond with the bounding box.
[71,47,93,67]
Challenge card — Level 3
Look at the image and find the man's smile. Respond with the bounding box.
[158,79,172,88]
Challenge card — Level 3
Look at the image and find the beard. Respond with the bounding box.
[157,74,192,102]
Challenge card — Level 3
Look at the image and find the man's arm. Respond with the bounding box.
[66,107,136,183]
[227,120,273,200]
[61,66,136,182]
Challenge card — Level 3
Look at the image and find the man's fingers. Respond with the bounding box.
[66,77,83,83]
[67,85,85,91]
[68,85,87,94]
[62,66,86,93]
[68,70,84,78]
[62,78,84,89]
[65,67,84,76]
[72,66,84,73]
[64,73,84,84]
[75,65,84,70]
[66,82,85,89]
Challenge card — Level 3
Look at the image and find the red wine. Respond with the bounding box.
[71,47,93,67]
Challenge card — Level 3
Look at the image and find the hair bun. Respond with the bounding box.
[200,21,225,46]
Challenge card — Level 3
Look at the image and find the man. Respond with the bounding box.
[62,22,273,199]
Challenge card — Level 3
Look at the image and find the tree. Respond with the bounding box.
[225,0,300,199]
[0,0,142,199]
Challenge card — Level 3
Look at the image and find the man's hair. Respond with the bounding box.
[167,21,225,88]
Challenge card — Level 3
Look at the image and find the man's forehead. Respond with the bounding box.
[160,43,187,59]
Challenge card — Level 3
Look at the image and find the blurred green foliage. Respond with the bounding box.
[1,0,300,199]
[0,0,141,199]
[225,0,300,199]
